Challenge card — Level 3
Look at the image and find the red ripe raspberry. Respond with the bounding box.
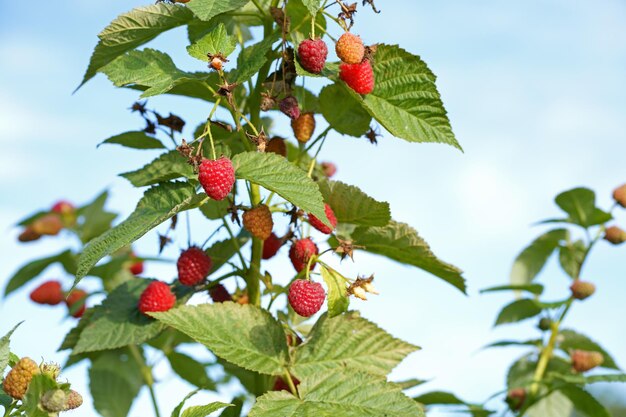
[297,38,328,74]
[243,204,274,240]
[198,156,235,201]
[291,112,316,143]
[65,289,87,318]
[177,247,212,286]
[335,32,365,64]
[209,284,232,303]
[289,238,319,272]
[308,204,338,235]
[570,280,595,300]
[288,279,325,317]
[129,261,144,275]
[138,281,176,314]
[340,60,375,95]
[30,280,64,305]
[321,162,337,178]
[279,96,300,120]
[51,200,74,215]
[262,233,283,260]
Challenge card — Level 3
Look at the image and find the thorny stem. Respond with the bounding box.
[128,345,161,417]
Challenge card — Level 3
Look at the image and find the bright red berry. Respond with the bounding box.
[340,60,375,95]
[138,281,176,314]
[30,280,64,305]
[198,156,235,201]
[51,200,74,215]
[65,289,87,318]
[243,204,274,240]
[177,247,212,286]
[570,280,595,300]
[288,279,325,317]
[289,238,319,272]
[279,96,300,120]
[209,284,232,303]
[308,204,338,235]
[335,32,365,64]
[262,233,283,260]
[298,38,328,74]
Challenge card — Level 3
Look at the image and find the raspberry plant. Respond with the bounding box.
[3,0,624,416]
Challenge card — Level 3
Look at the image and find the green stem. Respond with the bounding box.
[128,345,161,417]
[283,371,299,396]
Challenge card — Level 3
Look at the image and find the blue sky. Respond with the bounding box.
[1,1,625,416]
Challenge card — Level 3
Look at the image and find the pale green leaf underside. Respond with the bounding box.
[351,221,466,293]
[232,32,280,83]
[89,352,144,417]
[151,303,288,375]
[121,150,195,187]
[249,371,424,417]
[232,152,329,226]
[318,180,390,227]
[79,3,194,88]
[75,182,202,283]
[292,311,418,379]
[353,44,460,149]
[181,402,233,417]
[187,0,250,21]
[319,267,349,318]
[0,323,22,373]
[187,23,237,61]
[510,229,568,286]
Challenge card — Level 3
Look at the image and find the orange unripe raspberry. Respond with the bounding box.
[570,280,595,300]
[31,213,63,236]
[2,357,40,399]
[243,205,274,240]
[291,112,316,143]
[613,184,626,207]
[571,349,604,372]
[18,227,41,242]
[604,226,626,245]
[336,32,365,64]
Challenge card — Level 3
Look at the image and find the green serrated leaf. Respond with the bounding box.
[415,391,464,405]
[395,378,428,390]
[79,3,194,88]
[73,280,167,354]
[199,199,229,220]
[555,188,612,227]
[102,48,217,100]
[0,323,22,374]
[187,23,236,61]
[483,339,542,349]
[526,390,573,417]
[98,131,165,150]
[4,250,76,297]
[510,229,568,286]
[319,84,372,137]
[285,0,326,41]
[558,385,611,417]
[349,221,466,293]
[218,397,244,417]
[480,284,544,295]
[168,351,216,390]
[301,0,322,15]
[187,0,249,21]
[90,351,144,417]
[75,182,202,284]
[152,303,288,375]
[78,190,119,244]
[558,329,619,369]
[292,311,418,378]
[249,370,424,417]
[293,86,321,113]
[232,151,328,226]
[232,32,280,83]
[317,181,390,227]
[121,151,195,187]
[345,44,460,148]
[558,240,586,279]
[319,266,349,318]
[181,402,233,417]
[495,299,542,326]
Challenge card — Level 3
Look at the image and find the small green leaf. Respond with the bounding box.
[187,23,236,61]
[182,403,233,417]
[187,0,249,21]
[285,0,326,41]
[558,385,611,417]
[89,351,144,417]
[555,188,612,227]
[320,84,372,137]
[22,374,58,417]
[168,351,216,390]
[75,182,202,284]
[121,151,195,187]
[0,323,22,374]
[152,303,288,375]
[171,389,200,417]
[4,250,76,297]
[415,391,464,405]
[232,151,328,226]
[558,240,586,279]
[249,370,424,417]
[78,190,119,244]
[318,181,390,227]
[320,266,349,317]
[483,339,542,349]
[99,131,165,150]
[395,379,428,390]
[510,229,568,286]
[494,299,542,326]
[550,372,626,384]
[79,3,194,88]
[199,199,229,220]
[101,49,217,100]
[301,0,322,15]
[292,311,418,378]
[350,221,466,293]
[480,284,544,295]
[73,280,167,354]
[558,329,619,369]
